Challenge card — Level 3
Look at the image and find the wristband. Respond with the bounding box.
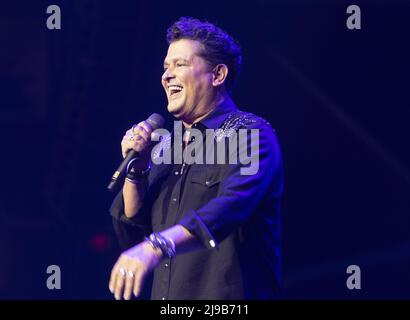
[126,158,151,183]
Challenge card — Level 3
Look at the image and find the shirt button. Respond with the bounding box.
[164,263,169,268]
[171,198,177,203]
[205,180,210,186]
[161,297,166,300]
[174,171,179,175]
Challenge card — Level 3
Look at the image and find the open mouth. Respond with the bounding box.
[168,85,183,99]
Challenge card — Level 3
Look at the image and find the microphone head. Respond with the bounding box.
[147,113,165,130]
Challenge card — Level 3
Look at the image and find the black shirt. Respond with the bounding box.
[110,99,284,300]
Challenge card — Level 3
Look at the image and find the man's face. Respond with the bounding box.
[162,39,214,122]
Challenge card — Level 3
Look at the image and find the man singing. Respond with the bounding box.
[109,17,284,300]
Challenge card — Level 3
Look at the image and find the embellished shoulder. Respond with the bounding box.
[220,111,273,131]
[214,110,274,142]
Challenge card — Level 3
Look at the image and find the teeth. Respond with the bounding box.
[168,85,183,91]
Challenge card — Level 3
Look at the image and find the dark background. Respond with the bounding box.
[0,0,409,299]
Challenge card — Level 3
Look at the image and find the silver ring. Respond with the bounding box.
[129,134,135,141]
[119,267,126,277]
[128,271,135,278]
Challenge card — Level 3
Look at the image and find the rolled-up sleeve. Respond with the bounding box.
[178,122,283,249]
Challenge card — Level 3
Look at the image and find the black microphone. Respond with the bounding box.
[107,113,164,192]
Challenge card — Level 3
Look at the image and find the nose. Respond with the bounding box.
[162,67,175,83]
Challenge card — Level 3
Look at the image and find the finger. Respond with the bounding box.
[132,270,146,298]
[122,140,148,158]
[121,141,133,158]
[123,131,143,143]
[124,126,147,142]
[132,139,148,153]
[121,134,133,152]
[133,126,150,143]
[123,270,135,300]
[109,265,119,294]
[138,121,154,136]
[122,134,148,155]
[114,269,126,300]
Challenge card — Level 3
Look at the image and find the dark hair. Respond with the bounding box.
[166,17,242,95]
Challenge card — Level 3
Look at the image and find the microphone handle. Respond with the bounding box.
[107,150,138,192]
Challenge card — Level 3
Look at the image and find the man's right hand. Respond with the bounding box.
[121,121,154,169]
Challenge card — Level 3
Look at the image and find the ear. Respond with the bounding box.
[212,64,228,87]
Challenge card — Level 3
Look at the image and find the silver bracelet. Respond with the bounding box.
[145,233,176,259]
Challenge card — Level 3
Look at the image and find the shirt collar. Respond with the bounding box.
[190,98,238,132]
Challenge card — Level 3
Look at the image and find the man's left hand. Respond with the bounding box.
[109,241,162,300]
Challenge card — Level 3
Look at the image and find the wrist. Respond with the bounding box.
[145,232,176,259]
[126,159,151,183]
[142,240,163,260]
